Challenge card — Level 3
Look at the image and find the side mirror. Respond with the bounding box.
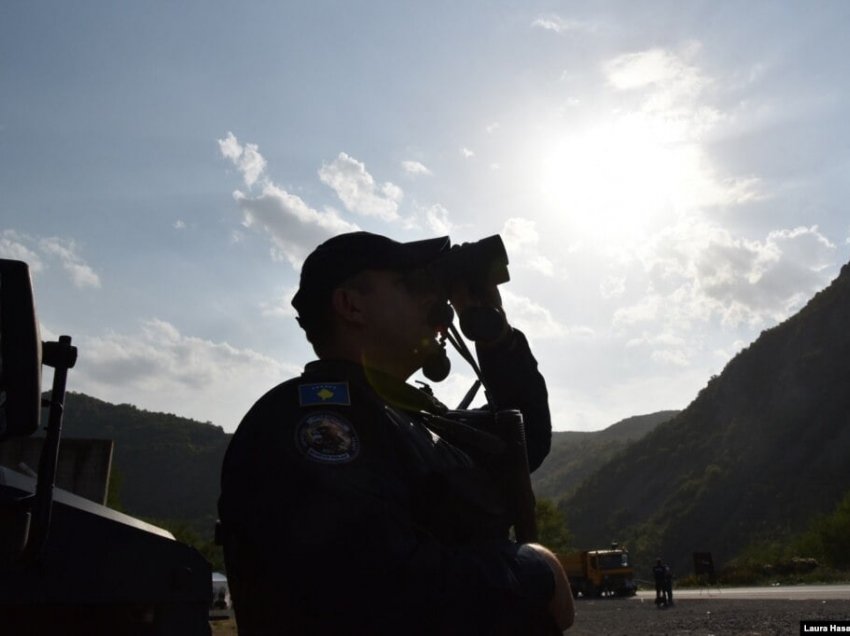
[0,259,42,441]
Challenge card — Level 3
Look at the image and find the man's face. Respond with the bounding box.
[354,269,443,377]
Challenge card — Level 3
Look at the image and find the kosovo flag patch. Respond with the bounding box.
[298,382,351,406]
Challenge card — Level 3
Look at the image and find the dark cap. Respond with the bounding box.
[291,231,450,314]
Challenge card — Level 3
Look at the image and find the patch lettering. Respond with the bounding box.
[298,382,351,406]
[295,412,360,463]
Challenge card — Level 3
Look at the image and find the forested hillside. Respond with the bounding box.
[562,261,850,577]
[531,411,678,500]
[52,394,675,542]
[55,393,230,536]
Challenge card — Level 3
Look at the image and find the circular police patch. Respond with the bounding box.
[295,412,360,463]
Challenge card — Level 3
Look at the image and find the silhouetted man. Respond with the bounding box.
[219,232,574,634]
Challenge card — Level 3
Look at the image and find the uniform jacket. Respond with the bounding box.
[218,328,555,634]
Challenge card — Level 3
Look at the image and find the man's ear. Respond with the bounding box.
[330,286,366,325]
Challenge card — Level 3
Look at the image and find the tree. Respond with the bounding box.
[536,497,573,553]
[150,518,225,572]
[795,490,850,569]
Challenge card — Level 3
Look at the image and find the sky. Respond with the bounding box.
[2,1,850,433]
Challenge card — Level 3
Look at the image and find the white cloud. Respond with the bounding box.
[219,133,360,267]
[72,319,297,429]
[714,339,748,363]
[603,44,713,116]
[613,295,661,327]
[617,221,838,331]
[401,160,432,176]
[532,15,595,34]
[39,237,101,289]
[424,204,452,235]
[625,332,686,349]
[602,46,726,141]
[606,48,698,91]
[174,219,186,230]
[1,231,101,288]
[502,217,539,248]
[650,348,690,367]
[233,183,358,268]
[260,285,299,319]
[502,289,591,340]
[319,153,402,221]
[600,275,626,299]
[688,225,834,325]
[526,256,554,277]
[400,202,455,235]
[626,331,691,367]
[218,131,267,188]
[501,217,555,277]
[0,230,43,271]
[460,147,475,158]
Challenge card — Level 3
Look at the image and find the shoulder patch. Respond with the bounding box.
[299,382,351,406]
[295,411,360,463]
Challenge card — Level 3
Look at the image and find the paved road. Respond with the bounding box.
[636,584,850,601]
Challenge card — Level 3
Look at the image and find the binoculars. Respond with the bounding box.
[427,235,510,296]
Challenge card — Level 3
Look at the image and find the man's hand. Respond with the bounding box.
[449,282,509,344]
[448,281,502,314]
[525,543,575,631]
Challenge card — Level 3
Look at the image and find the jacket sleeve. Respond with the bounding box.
[219,389,556,635]
[476,327,552,472]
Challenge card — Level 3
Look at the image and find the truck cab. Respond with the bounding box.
[558,545,637,598]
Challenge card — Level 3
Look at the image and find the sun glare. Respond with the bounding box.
[536,113,699,243]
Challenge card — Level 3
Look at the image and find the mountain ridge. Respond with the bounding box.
[532,410,679,500]
[560,260,850,575]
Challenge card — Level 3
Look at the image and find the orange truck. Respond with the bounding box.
[558,545,637,598]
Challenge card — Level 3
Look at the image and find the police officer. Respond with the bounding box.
[218,232,574,634]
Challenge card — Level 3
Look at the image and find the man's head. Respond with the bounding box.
[292,232,450,377]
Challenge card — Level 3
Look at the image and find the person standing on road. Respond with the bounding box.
[664,562,674,606]
[218,231,575,635]
[653,558,667,606]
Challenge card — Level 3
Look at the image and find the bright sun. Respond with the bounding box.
[536,113,702,243]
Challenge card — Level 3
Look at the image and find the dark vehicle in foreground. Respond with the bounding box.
[0,259,211,634]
